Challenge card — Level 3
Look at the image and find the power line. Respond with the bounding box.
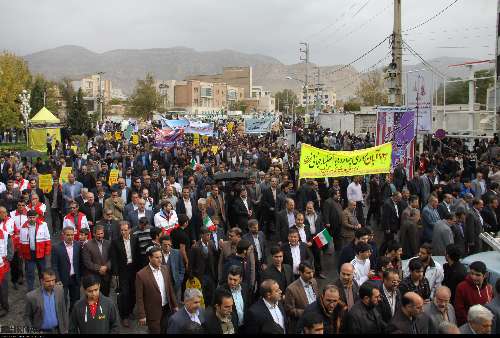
[402,39,447,79]
[323,35,391,76]
[322,2,391,49]
[304,0,365,41]
[403,0,460,32]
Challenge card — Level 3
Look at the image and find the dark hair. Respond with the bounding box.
[42,268,56,278]
[227,265,243,277]
[298,261,314,273]
[288,227,299,236]
[200,227,210,236]
[382,268,399,280]
[401,293,415,307]
[385,240,402,254]
[94,224,104,234]
[377,256,392,273]
[420,242,432,254]
[27,210,38,217]
[355,242,371,255]
[469,261,487,275]
[270,245,282,256]
[214,288,233,307]
[302,311,324,330]
[159,235,171,243]
[409,195,419,204]
[177,214,189,226]
[472,198,483,207]
[147,246,161,257]
[358,282,377,299]
[150,227,162,240]
[82,275,100,289]
[445,244,462,262]
[260,279,278,298]
[408,258,424,272]
[354,227,370,239]
[80,228,90,234]
[139,216,149,224]
[236,239,251,254]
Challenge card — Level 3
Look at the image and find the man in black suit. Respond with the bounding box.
[322,189,343,251]
[381,191,402,242]
[281,227,313,279]
[276,198,298,244]
[260,246,293,293]
[80,192,103,233]
[232,188,253,232]
[296,179,317,212]
[176,186,196,222]
[465,198,485,254]
[245,279,287,334]
[203,289,239,334]
[481,197,498,233]
[96,208,121,241]
[260,177,279,238]
[242,219,266,284]
[437,194,454,220]
[51,226,81,313]
[46,179,63,235]
[377,269,402,324]
[126,198,153,229]
[110,220,138,328]
[216,265,252,330]
[189,228,217,306]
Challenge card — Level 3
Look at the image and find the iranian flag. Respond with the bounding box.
[190,158,196,169]
[313,229,333,249]
[203,216,216,232]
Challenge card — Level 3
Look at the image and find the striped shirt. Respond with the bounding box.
[351,256,370,286]
[132,227,153,255]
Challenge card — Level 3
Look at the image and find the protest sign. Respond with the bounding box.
[108,169,119,186]
[59,167,73,184]
[38,174,53,193]
[299,143,392,178]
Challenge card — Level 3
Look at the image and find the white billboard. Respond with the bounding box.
[406,69,433,133]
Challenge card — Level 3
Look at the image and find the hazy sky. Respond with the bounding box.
[0,0,496,69]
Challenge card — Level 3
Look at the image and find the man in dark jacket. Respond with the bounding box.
[202,289,239,334]
[337,227,371,271]
[442,244,467,306]
[296,284,347,334]
[387,292,430,334]
[68,275,119,334]
[260,246,293,293]
[377,269,402,324]
[381,191,402,242]
[344,282,386,334]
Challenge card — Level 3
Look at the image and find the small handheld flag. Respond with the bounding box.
[203,216,216,232]
[313,229,333,249]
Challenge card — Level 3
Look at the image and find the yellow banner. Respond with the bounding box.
[115,131,122,140]
[132,134,139,145]
[38,174,53,193]
[105,132,112,141]
[193,133,200,145]
[211,145,219,154]
[70,145,77,153]
[299,142,392,178]
[59,167,73,184]
[108,169,120,186]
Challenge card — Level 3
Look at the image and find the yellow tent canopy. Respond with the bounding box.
[28,107,61,152]
[30,107,61,124]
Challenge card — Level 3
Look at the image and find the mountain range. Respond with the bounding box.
[23,45,493,100]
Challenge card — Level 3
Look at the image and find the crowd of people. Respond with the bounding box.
[0,118,498,334]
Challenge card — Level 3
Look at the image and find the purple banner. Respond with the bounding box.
[392,109,415,167]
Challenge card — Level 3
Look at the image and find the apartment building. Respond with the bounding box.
[186,66,253,98]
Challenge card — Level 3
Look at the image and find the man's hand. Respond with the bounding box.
[138,318,147,326]
[325,223,330,228]
[99,266,107,275]
[248,210,253,217]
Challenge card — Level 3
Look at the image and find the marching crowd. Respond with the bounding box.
[0,119,498,334]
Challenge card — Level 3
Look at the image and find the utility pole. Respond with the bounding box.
[300,42,310,116]
[315,66,323,112]
[97,71,105,121]
[388,0,403,106]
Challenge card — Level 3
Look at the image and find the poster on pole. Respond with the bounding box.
[376,106,416,178]
[406,69,433,132]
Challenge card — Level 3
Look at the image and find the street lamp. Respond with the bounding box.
[19,89,31,147]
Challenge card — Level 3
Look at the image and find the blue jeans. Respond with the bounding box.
[25,251,46,291]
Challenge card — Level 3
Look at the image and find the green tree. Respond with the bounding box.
[128,73,161,120]
[274,89,299,112]
[475,69,494,105]
[59,78,76,115]
[355,70,388,106]
[0,52,32,129]
[437,78,468,105]
[229,100,248,112]
[67,88,92,135]
[344,100,361,111]
[29,74,59,117]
